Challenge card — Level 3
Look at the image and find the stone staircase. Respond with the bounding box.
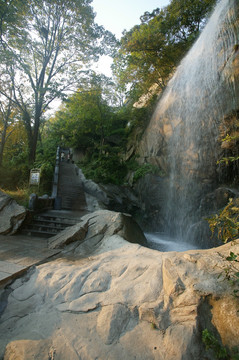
[58,161,87,211]
[21,211,79,238]
[21,156,88,238]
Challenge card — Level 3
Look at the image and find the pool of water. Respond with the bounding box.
[145,233,199,252]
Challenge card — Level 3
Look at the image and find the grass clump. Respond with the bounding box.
[0,187,31,207]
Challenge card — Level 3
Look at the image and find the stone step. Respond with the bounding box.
[21,229,58,238]
[21,213,79,238]
[34,216,77,226]
[61,204,86,211]
[24,223,66,232]
[58,160,87,212]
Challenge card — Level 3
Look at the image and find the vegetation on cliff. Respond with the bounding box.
[113,0,216,101]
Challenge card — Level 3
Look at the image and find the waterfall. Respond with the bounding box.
[142,0,239,246]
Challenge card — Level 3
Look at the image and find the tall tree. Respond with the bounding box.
[0,0,29,44]
[51,74,118,152]
[0,0,116,163]
[0,90,16,166]
[113,0,216,100]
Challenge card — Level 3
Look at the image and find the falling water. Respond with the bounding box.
[143,0,239,248]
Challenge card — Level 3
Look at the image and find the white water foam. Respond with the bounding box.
[145,233,199,252]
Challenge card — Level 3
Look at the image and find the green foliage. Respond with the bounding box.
[80,151,131,186]
[207,200,239,298]
[34,162,54,194]
[217,112,239,185]
[132,163,159,183]
[80,151,127,185]
[33,127,60,194]
[49,74,130,186]
[0,0,219,191]
[0,0,29,43]
[220,252,239,298]
[51,74,127,151]
[218,134,239,165]
[0,0,116,164]
[0,136,30,189]
[127,100,157,133]
[226,252,238,262]
[150,322,157,330]
[113,0,216,98]
[202,329,239,360]
[0,165,29,190]
[202,329,229,359]
[0,187,32,208]
[207,199,239,243]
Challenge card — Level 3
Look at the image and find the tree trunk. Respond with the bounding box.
[22,110,35,164]
[28,126,39,164]
[0,122,7,166]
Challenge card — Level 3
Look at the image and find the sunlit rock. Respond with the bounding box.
[0,191,26,235]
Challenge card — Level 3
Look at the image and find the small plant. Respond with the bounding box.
[202,329,228,359]
[202,329,239,360]
[207,200,239,297]
[133,163,160,183]
[151,322,157,330]
[221,252,239,298]
[1,187,31,207]
[207,199,239,243]
[215,251,239,299]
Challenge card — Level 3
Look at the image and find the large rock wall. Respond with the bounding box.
[133,0,239,237]
[138,0,239,178]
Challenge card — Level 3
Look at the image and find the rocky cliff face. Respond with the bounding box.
[138,0,239,178]
[0,210,238,360]
[132,0,239,240]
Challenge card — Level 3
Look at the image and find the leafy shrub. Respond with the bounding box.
[0,165,29,190]
[81,153,128,185]
[207,199,239,243]
[202,329,228,359]
[202,329,239,360]
[207,200,239,298]
[132,163,159,183]
[0,187,31,207]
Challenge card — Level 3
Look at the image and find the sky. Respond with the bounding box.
[50,0,171,112]
[91,0,170,76]
[92,0,171,39]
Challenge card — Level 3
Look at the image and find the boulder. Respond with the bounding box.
[0,224,238,359]
[75,166,141,215]
[48,218,89,249]
[0,191,26,235]
[48,209,147,250]
[199,187,238,216]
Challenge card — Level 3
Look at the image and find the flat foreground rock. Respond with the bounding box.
[0,210,238,359]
